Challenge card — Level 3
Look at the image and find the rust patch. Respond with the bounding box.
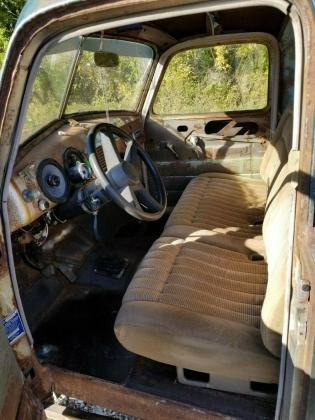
[0,237,33,372]
[0,237,16,318]
[30,352,54,401]
[49,365,227,420]
[13,339,35,373]
[17,381,45,420]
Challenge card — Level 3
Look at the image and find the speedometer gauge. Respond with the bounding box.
[36,159,70,203]
[63,147,92,183]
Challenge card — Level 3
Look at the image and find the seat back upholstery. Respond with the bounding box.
[260,108,293,189]
[260,110,294,357]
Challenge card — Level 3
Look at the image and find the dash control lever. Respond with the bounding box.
[161,141,180,159]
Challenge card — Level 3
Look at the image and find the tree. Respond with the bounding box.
[0,0,25,66]
[154,43,269,114]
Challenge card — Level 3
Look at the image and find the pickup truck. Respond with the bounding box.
[0,0,314,418]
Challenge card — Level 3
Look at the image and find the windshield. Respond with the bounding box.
[22,38,80,141]
[66,38,154,114]
[21,37,154,142]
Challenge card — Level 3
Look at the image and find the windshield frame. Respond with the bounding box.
[20,35,157,144]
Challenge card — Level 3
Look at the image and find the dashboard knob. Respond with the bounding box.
[22,188,39,202]
[38,199,49,211]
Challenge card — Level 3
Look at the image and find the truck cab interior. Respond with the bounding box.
[4,2,310,418]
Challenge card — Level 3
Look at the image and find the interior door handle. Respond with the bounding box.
[165,143,180,159]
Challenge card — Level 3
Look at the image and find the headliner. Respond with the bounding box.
[105,7,286,48]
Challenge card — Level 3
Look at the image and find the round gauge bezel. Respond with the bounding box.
[36,158,70,204]
[63,147,87,171]
[63,147,90,183]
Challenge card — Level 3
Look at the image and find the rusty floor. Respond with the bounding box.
[32,217,164,382]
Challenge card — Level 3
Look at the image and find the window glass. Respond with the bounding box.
[22,38,80,141]
[21,37,153,142]
[66,38,154,114]
[153,43,269,115]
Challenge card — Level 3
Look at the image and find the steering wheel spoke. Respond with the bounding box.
[100,131,121,170]
[121,185,142,210]
[134,186,162,212]
[124,140,134,163]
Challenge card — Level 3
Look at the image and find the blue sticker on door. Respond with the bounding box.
[3,309,25,344]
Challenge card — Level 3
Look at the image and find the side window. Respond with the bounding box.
[153,43,269,115]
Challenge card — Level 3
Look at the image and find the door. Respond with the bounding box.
[144,37,278,208]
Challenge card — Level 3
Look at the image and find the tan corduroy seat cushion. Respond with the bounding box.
[165,173,267,239]
[115,236,279,383]
[114,109,293,385]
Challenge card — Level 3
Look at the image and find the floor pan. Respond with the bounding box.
[31,217,275,419]
[34,291,276,419]
[35,292,136,384]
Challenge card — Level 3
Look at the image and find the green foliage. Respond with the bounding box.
[154,43,269,114]
[21,39,154,140]
[0,0,24,34]
[0,0,25,66]
[66,51,150,113]
[0,27,9,64]
[22,50,77,140]
[0,3,270,139]
[21,39,270,141]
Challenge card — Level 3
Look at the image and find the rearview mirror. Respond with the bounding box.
[94,51,119,67]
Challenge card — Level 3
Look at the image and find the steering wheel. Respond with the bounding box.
[86,123,167,221]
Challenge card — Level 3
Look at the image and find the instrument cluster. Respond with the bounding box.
[21,148,92,213]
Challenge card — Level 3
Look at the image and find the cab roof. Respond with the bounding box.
[18,1,285,39]
[17,0,81,27]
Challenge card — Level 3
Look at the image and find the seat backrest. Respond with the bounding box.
[260,110,294,357]
[260,108,293,190]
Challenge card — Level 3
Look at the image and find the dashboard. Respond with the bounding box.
[9,115,143,233]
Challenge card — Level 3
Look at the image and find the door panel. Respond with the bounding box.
[145,115,268,207]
